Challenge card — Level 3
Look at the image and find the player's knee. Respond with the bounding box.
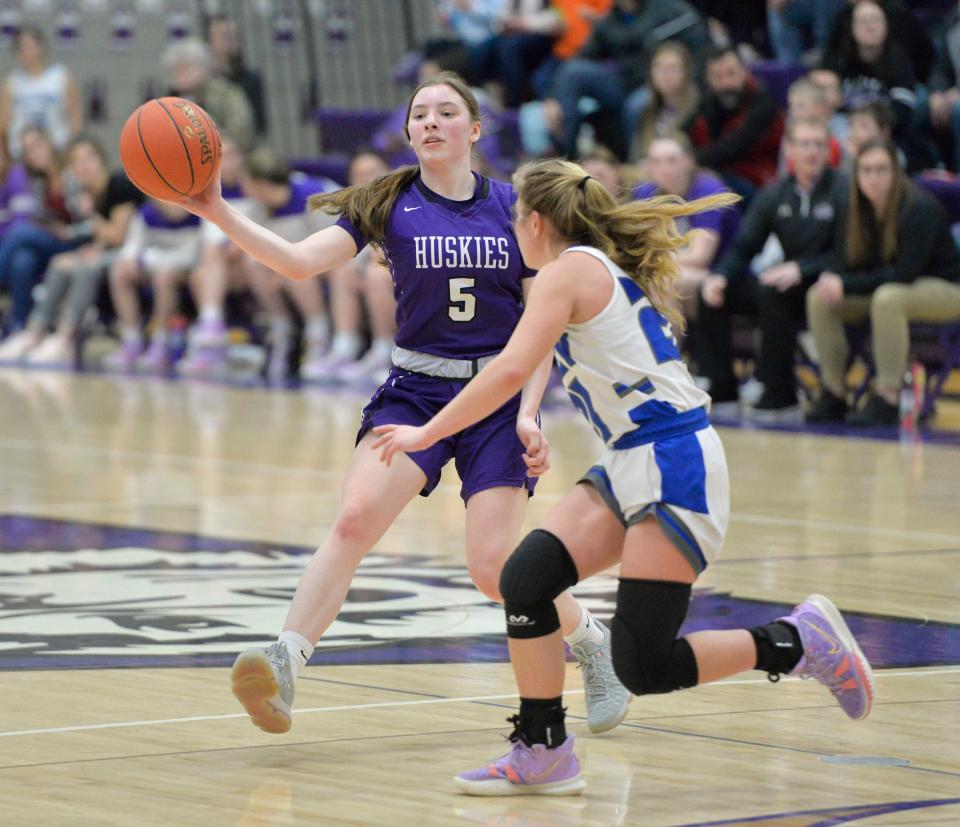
[331,502,379,549]
[468,554,503,603]
[498,529,578,607]
[611,618,678,695]
[111,258,136,283]
[611,579,697,696]
[871,283,904,314]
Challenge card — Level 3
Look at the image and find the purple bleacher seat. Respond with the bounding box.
[748,61,807,109]
[291,157,350,187]
[492,108,521,161]
[315,108,393,154]
[915,175,960,225]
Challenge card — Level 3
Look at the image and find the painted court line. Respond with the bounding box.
[2,668,957,739]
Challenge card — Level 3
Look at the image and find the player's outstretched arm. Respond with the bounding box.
[372,264,576,465]
[173,173,358,281]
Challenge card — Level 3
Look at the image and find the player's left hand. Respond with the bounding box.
[371,424,432,466]
[517,416,550,477]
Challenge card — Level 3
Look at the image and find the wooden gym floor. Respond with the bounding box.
[0,368,958,826]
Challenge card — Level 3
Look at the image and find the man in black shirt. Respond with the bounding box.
[696,116,846,412]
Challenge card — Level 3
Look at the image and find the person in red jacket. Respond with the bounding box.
[685,45,785,198]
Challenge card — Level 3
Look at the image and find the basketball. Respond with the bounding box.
[119,96,221,200]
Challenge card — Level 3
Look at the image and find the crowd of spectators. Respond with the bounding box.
[3,2,960,428]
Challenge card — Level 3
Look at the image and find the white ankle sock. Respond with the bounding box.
[304,314,329,345]
[564,607,604,647]
[278,630,314,679]
[329,331,362,359]
[121,327,143,347]
[200,305,223,325]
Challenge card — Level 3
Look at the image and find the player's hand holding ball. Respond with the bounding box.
[119,96,223,217]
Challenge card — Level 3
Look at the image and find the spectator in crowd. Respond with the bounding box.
[239,148,341,382]
[686,45,785,197]
[177,134,259,379]
[691,1,770,60]
[0,126,85,332]
[466,1,564,108]
[308,149,397,387]
[544,0,709,160]
[807,138,960,426]
[634,134,739,321]
[844,98,904,171]
[0,26,82,160]
[698,117,845,413]
[102,199,201,374]
[163,38,255,152]
[0,135,36,241]
[579,145,626,198]
[808,67,850,145]
[420,1,507,79]
[824,0,934,86]
[922,1,960,172]
[630,40,700,163]
[206,14,268,137]
[820,0,928,169]
[766,0,845,65]
[0,134,142,366]
[780,77,843,171]
[548,1,612,67]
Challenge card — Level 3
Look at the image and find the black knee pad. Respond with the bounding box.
[500,529,579,640]
[611,578,698,695]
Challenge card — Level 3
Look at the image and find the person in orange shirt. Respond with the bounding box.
[552,0,612,60]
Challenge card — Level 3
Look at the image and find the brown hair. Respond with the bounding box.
[632,41,699,162]
[309,71,481,247]
[244,146,290,184]
[846,138,908,268]
[515,158,739,329]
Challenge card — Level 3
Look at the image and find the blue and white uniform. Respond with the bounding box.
[558,246,729,572]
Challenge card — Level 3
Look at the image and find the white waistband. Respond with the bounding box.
[391,346,497,379]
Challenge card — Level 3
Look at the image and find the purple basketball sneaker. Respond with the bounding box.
[778,594,875,720]
[455,732,585,796]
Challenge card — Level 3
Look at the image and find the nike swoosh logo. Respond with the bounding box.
[526,754,568,785]
[804,619,841,655]
[403,206,420,212]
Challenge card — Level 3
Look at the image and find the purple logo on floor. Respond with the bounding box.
[1,516,958,670]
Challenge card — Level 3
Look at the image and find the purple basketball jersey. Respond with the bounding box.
[337,173,533,359]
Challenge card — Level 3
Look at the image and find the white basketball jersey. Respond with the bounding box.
[555,245,710,447]
[7,64,71,157]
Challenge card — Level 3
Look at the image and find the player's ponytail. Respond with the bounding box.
[310,165,420,247]
[514,159,739,330]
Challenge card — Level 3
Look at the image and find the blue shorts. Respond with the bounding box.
[358,367,537,503]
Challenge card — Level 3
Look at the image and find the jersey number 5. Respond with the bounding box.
[448,277,476,322]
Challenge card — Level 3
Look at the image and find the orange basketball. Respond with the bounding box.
[119,97,221,200]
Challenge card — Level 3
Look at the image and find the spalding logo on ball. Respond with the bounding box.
[119,97,221,200]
